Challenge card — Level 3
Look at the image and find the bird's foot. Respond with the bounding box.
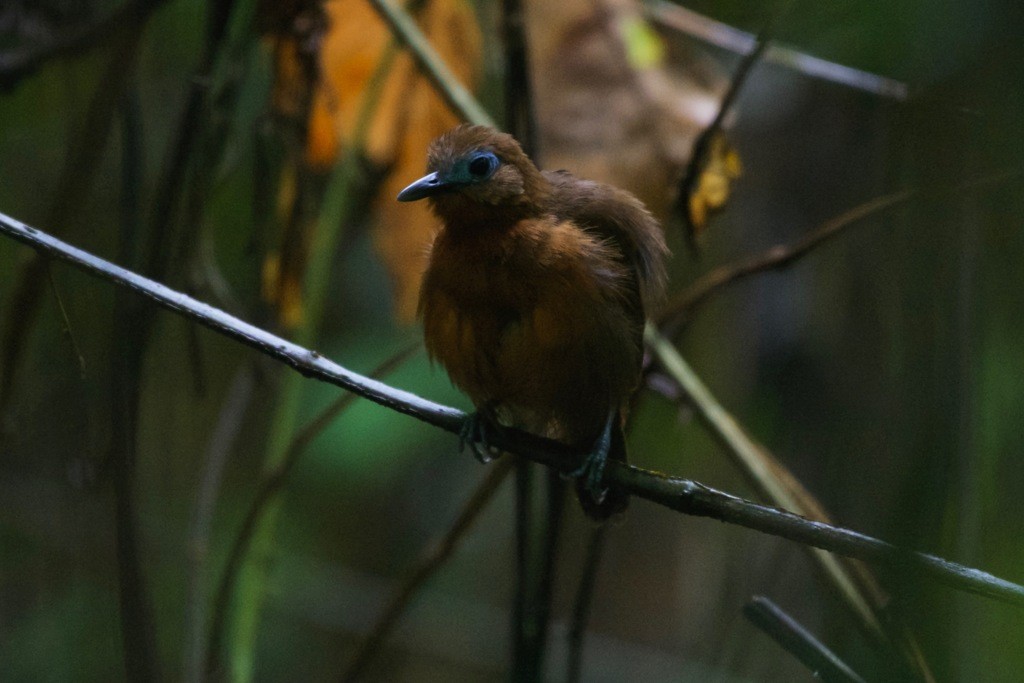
[459,410,502,464]
[567,419,614,506]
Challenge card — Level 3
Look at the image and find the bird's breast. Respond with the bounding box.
[419,219,641,441]
[419,254,527,405]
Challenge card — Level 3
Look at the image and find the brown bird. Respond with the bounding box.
[398,124,668,518]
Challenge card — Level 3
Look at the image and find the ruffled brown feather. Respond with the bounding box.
[413,125,669,519]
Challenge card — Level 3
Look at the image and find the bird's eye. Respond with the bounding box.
[467,152,498,178]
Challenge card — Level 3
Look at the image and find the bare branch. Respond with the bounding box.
[2,213,1024,610]
[184,366,257,683]
[498,0,549,675]
[616,464,1024,607]
[108,82,159,683]
[646,320,935,681]
[511,459,534,679]
[341,458,514,681]
[647,1,908,100]
[674,6,779,251]
[659,167,1020,335]
[45,263,86,377]
[744,596,867,683]
[0,0,167,91]
[658,189,915,331]
[206,342,421,676]
[0,24,145,422]
[567,525,607,683]
[501,0,537,157]
[365,0,496,128]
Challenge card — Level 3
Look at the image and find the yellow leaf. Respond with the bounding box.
[618,16,666,70]
[689,132,742,238]
[261,0,482,324]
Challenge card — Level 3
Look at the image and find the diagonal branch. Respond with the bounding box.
[0,0,169,91]
[658,167,1019,336]
[341,458,515,681]
[567,525,607,683]
[6,213,461,424]
[744,596,867,683]
[185,366,257,683]
[646,1,907,100]
[646,322,937,681]
[365,0,495,128]
[0,19,147,424]
[674,5,779,251]
[658,189,915,332]
[3,212,1024,610]
[204,342,420,676]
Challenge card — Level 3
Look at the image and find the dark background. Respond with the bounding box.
[1,0,1023,680]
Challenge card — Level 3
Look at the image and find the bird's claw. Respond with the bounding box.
[459,411,500,464]
[568,452,609,506]
[567,422,613,505]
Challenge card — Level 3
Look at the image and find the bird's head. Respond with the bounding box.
[397,125,548,226]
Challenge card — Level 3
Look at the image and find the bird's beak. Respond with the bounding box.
[396,172,451,202]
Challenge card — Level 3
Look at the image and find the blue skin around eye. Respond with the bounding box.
[449,152,500,184]
[396,150,504,201]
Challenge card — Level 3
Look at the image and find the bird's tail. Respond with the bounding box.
[575,415,629,521]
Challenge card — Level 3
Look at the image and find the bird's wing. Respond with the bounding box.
[542,170,669,314]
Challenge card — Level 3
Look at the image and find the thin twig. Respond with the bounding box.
[563,415,638,680]
[500,0,544,674]
[660,166,1022,337]
[501,0,537,157]
[567,525,607,683]
[0,21,146,423]
[658,189,916,333]
[184,366,257,683]
[223,36,402,680]
[645,324,931,675]
[4,214,1024,610]
[744,596,867,683]
[111,4,246,677]
[675,7,780,251]
[205,342,419,676]
[512,460,534,680]
[365,0,496,128]
[341,458,515,681]
[646,2,907,100]
[0,0,168,90]
[143,0,243,287]
[531,472,566,677]
[45,263,86,377]
[110,83,159,682]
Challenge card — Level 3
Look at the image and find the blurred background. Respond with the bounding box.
[1,0,1023,680]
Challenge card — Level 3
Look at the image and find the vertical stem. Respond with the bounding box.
[500,0,543,677]
[530,472,566,675]
[500,0,537,158]
[674,3,783,252]
[183,366,257,683]
[567,525,607,683]
[221,42,400,681]
[511,460,534,681]
[111,84,160,682]
[0,22,145,420]
[341,457,514,681]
